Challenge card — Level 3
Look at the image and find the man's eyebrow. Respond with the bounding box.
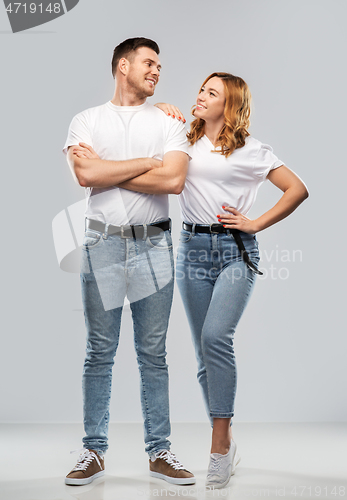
[144,58,162,69]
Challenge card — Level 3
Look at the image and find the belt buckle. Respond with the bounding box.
[121,225,132,238]
[210,223,221,234]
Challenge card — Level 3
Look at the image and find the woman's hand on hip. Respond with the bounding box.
[217,207,258,234]
[154,103,186,122]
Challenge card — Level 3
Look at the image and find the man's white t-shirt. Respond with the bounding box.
[63,101,188,225]
[179,135,283,224]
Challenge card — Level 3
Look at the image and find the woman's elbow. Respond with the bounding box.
[300,184,309,201]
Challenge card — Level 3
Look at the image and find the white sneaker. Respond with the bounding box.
[205,441,240,489]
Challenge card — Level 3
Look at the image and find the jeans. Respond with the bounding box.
[176,226,260,424]
[80,221,174,455]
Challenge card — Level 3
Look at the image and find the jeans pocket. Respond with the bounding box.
[179,229,193,243]
[82,230,103,250]
[146,230,173,250]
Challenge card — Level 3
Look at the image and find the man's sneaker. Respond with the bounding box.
[149,450,196,485]
[205,440,240,489]
[65,449,105,486]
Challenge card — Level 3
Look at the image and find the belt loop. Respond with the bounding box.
[104,223,109,239]
[192,223,196,235]
[143,224,147,240]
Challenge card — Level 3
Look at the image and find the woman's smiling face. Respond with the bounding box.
[194,76,226,123]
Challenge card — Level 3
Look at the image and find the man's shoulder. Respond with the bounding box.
[72,102,109,122]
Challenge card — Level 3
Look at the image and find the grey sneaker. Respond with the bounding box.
[65,449,105,486]
[206,441,240,489]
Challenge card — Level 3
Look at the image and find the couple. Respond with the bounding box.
[63,37,308,489]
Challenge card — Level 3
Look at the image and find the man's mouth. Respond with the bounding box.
[146,78,156,87]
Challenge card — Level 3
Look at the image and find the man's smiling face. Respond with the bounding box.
[126,46,161,99]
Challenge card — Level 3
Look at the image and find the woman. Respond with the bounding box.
[155,72,308,489]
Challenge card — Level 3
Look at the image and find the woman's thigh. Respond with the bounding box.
[202,259,257,351]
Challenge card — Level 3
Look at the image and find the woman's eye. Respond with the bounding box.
[210,92,216,97]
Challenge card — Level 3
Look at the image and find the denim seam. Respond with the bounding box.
[138,361,152,437]
[209,412,235,418]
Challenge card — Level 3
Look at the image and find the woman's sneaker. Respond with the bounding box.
[149,450,196,485]
[205,441,240,489]
[65,449,105,485]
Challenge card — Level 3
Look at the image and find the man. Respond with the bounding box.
[63,37,194,486]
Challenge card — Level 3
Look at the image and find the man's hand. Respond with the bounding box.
[72,142,100,159]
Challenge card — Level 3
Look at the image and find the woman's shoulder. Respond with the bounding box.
[245,136,274,152]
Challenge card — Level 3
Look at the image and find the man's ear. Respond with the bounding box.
[118,57,129,76]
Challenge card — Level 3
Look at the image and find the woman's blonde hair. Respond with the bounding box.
[187,72,251,157]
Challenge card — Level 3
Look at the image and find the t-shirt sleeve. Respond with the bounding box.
[62,110,93,155]
[163,119,189,156]
[253,143,284,181]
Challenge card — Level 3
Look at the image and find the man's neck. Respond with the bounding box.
[111,87,147,107]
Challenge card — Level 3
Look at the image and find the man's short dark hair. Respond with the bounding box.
[111,37,160,77]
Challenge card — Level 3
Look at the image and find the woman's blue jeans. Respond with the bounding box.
[176,226,260,424]
[79,223,174,455]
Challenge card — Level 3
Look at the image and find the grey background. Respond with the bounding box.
[0,0,346,424]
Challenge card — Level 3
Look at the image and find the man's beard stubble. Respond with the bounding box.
[127,72,155,100]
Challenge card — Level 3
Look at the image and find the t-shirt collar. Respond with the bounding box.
[106,100,150,112]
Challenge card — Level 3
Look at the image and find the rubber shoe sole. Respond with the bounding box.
[149,471,196,485]
[65,470,105,486]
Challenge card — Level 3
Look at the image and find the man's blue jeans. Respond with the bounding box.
[176,227,260,424]
[79,222,174,455]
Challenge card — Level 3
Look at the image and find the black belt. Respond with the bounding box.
[182,222,263,275]
[86,218,170,239]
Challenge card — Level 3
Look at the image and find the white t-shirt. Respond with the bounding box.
[63,101,188,225]
[179,135,283,224]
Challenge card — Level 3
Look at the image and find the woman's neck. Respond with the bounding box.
[204,118,225,146]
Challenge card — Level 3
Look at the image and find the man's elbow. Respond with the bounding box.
[73,165,88,187]
[170,176,186,195]
[72,159,92,187]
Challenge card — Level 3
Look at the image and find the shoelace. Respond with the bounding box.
[154,450,186,471]
[71,449,102,472]
[207,455,222,475]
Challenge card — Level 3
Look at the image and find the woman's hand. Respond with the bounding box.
[72,142,100,159]
[217,206,258,234]
[154,103,186,123]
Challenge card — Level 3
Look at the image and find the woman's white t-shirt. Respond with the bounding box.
[179,135,283,224]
